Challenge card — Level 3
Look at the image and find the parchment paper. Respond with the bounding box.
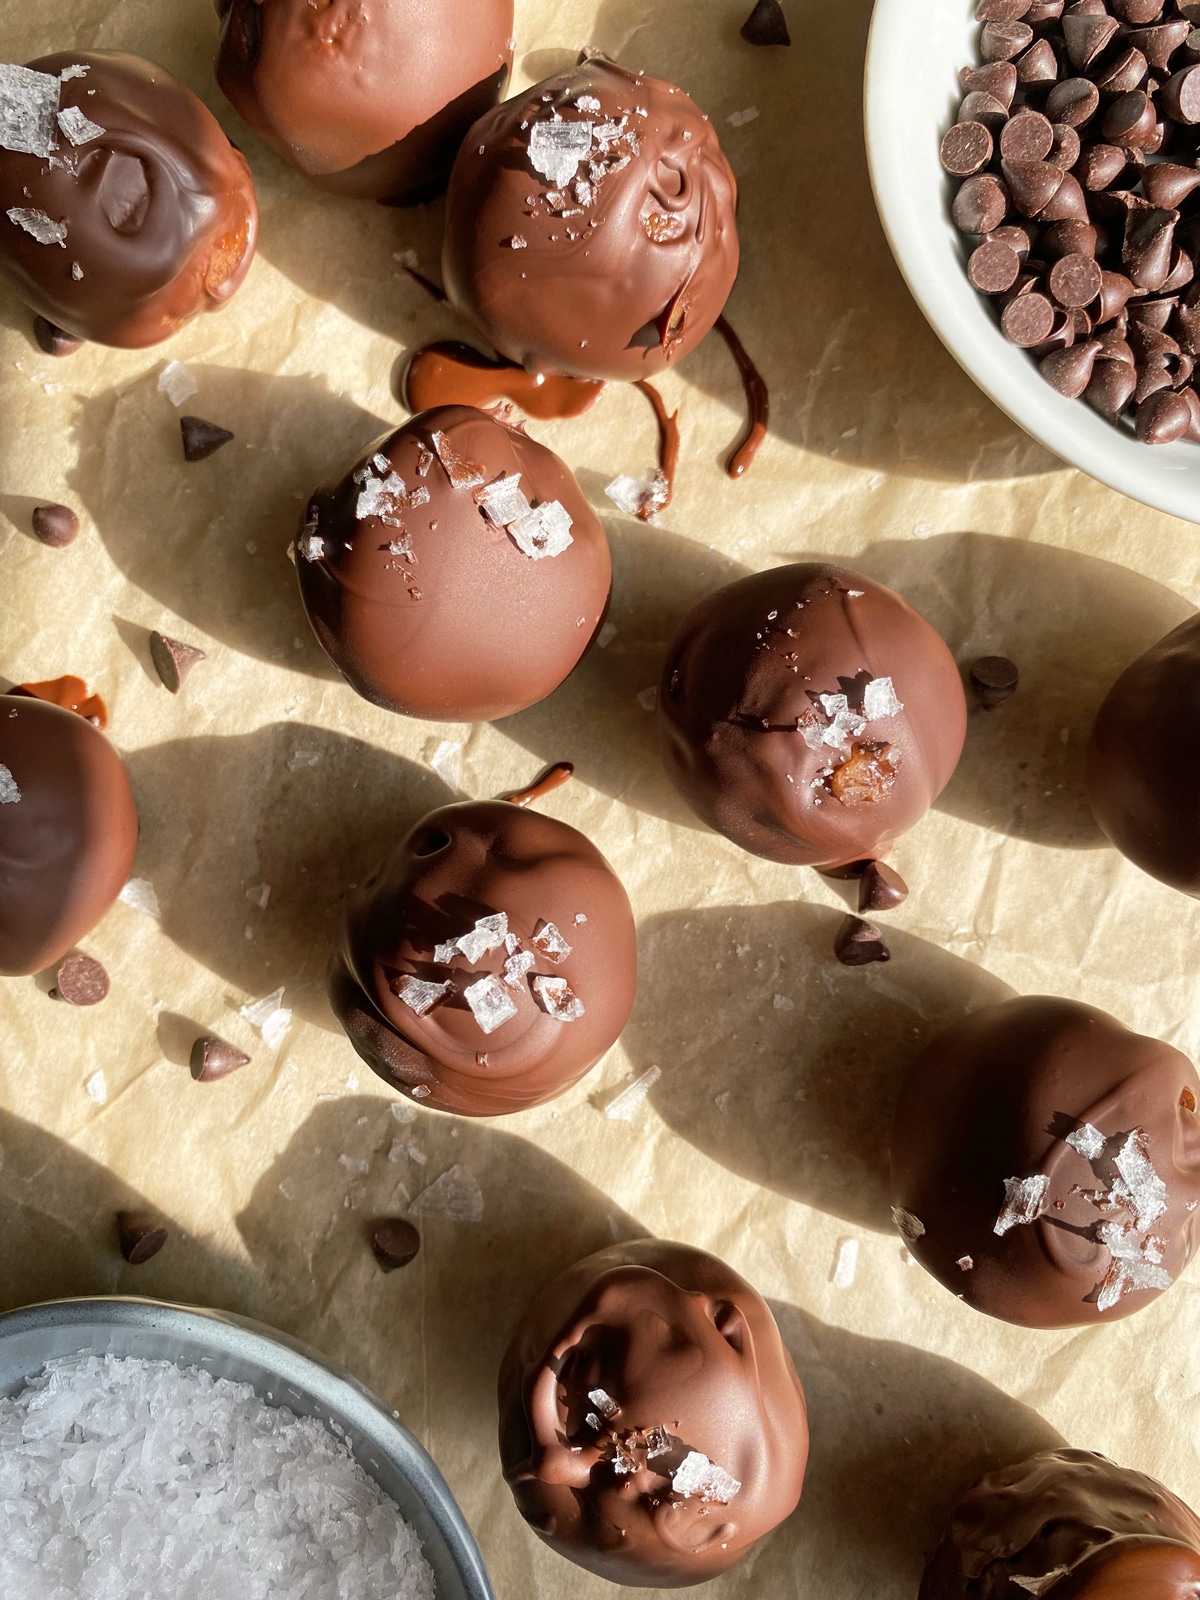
[2,2,1199,1597]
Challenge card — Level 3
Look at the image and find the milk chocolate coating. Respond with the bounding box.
[0,52,258,348]
[921,1448,1200,1599]
[1086,613,1200,898]
[891,997,1200,1329]
[498,1239,809,1588]
[0,695,138,977]
[656,564,967,867]
[328,798,637,1116]
[442,57,740,383]
[296,404,610,721]
[215,0,513,203]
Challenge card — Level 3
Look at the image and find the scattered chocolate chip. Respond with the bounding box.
[150,630,208,693]
[740,0,790,46]
[858,861,909,913]
[834,916,891,967]
[1128,22,1191,72]
[1003,156,1064,216]
[1048,123,1082,171]
[1093,46,1148,98]
[1045,77,1100,127]
[1136,387,1193,442]
[942,121,994,176]
[1077,143,1128,191]
[53,953,109,1006]
[1002,290,1057,346]
[31,503,79,547]
[970,654,1020,708]
[33,315,82,357]
[1113,0,1168,22]
[982,20,1035,61]
[180,416,235,462]
[953,172,1010,233]
[1084,355,1139,416]
[1062,11,1119,71]
[1040,339,1102,397]
[1049,252,1103,307]
[976,0,1031,19]
[117,1211,168,1265]
[371,1217,421,1271]
[1161,63,1200,123]
[190,1034,251,1083]
[960,61,1018,107]
[969,238,1021,293]
[1000,110,1054,164]
[1016,38,1059,86]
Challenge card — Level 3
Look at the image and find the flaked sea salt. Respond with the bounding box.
[84,1069,107,1105]
[862,676,902,720]
[246,882,271,910]
[7,207,66,246]
[994,1173,1050,1236]
[157,359,198,407]
[605,472,667,519]
[0,762,20,804]
[431,430,486,490]
[1065,1123,1107,1162]
[637,685,658,711]
[605,1065,661,1121]
[394,975,451,1017]
[817,692,867,751]
[672,1450,740,1503]
[645,1425,672,1459]
[588,1388,619,1419]
[891,1206,925,1246]
[288,749,320,771]
[532,920,571,963]
[508,500,574,560]
[0,1353,435,1600]
[409,1162,483,1221]
[831,1238,858,1290]
[464,974,518,1034]
[528,117,593,187]
[60,65,89,82]
[727,106,760,128]
[338,1154,369,1175]
[434,939,459,964]
[239,987,291,1050]
[596,622,618,648]
[502,948,536,989]
[475,473,531,528]
[118,877,160,919]
[0,64,60,158]
[1112,1127,1168,1227]
[56,104,104,145]
[532,974,585,1021]
[426,737,461,788]
[457,913,509,963]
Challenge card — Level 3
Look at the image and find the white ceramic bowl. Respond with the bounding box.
[865,0,1200,522]
[0,1296,494,1600]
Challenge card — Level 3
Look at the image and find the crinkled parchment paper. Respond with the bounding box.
[2,2,1198,1597]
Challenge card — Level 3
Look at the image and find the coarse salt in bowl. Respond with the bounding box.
[0,1296,493,1600]
[864,0,1200,523]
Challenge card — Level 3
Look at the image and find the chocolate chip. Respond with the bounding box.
[976,0,1031,18]
[1040,170,1089,221]
[953,172,1010,233]
[1084,355,1139,415]
[1136,387,1193,441]
[149,630,207,693]
[1016,38,1059,85]
[1000,110,1054,163]
[1162,247,1196,295]
[1102,90,1160,150]
[1046,77,1101,126]
[1161,63,1200,122]
[941,121,994,176]
[1143,163,1200,209]
[1040,338,1102,395]
[33,315,81,357]
[982,19,1035,60]
[190,1034,251,1083]
[117,1211,168,1265]
[858,861,909,913]
[1003,289,1057,344]
[1003,158,1065,216]
[371,1217,421,1271]
[1096,269,1136,320]
[1126,21,1189,72]
[969,239,1021,293]
[1113,0,1167,21]
[1077,142,1128,190]
[1094,46,1149,98]
[1026,0,1065,20]
[834,916,891,967]
[960,61,1019,107]
[740,0,790,45]
[958,90,1012,133]
[31,503,79,547]
[1049,252,1103,307]
[816,860,870,881]
[180,416,235,462]
[1048,123,1082,170]
[1041,218,1098,258]
[970,654,1021,707]
[1062,11,1119,70]
[1124,204,1178,291]
[53,953,109,1006]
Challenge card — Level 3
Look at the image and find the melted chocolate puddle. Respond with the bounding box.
[501,762,575,807]
[11,675,108,727]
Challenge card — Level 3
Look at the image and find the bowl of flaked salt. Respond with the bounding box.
[0,1296,493,1600]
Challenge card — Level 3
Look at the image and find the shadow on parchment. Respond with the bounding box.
[125,723,454,1027]
[625,901,1013,1232]
[66,366,394,678]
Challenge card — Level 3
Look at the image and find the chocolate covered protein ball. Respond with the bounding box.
[0,695,138,977]
[498,1239,809,1588]
[0,52,258,348]
[921,1448,1200,1600]
[656,564,967,867]
[215,0,513,203]
[328,795,636,1115]
[891,997,1200,1329]
[1087,614,1200,898]
[442,55,739,383]
[295,404,611,721]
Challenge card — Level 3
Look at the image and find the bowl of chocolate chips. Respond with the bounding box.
[866,0,1200,521]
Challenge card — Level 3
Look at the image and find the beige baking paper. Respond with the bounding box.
[1,1,1198,1595]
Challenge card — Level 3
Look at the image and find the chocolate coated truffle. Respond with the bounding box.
[891,997,1200,1329]
[1087,613,1200,898]
[656,564,967,867]
[498,1239,808,1587]
[328,798,636,1115]
[0,695,138,976]
[215,0,513,203]
[296,404,611,721]
[0,53,258,348]
[442,56,739,383]
[921,1448,1200,1599]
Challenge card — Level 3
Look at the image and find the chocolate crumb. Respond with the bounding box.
[54,952,109,1006]
[190,1033,251,1083]
[371,1217,421,1271]
[834,915,891,967]
[31,503,79,547]
[858,860,909,912]
[180,415,235,462]
[33,315,82,357]
[150,630,207,693]
[740,0,790,45]
[970,654,1020,708]
[117,1210,168,1265]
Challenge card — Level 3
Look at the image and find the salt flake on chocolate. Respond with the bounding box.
[464,974,518,1034]
[891,1206,925,1245]
[645,1425,672,1459]
[862,676,903,720]
[528,117,593,187]
[1112,1127,1168,1228]
[7,207,66,246]
[457,913,509,963]
[0,64,60,158]
[532,974,585,1021]
[508,501,574,560]
[475,473,532,528]
[605,472,668,519]
[1096,1252,1172,1313]
[56,104,104,145]
[59,65,88,82]
[431,430,487,490]
[433,939,459,965]
[395,975,451,1016]
[0,762,20,804]
[1066,1123,1106,1162]
[672,1451,740,1503]
[532,920,572,963]
[994,1173,1050,1236]
[588,1388,619,1419]
[502,948,536,989]
[818,693,867,751]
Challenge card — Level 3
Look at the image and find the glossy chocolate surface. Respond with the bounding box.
[0,52,257,348]
[328,798,637,1116]
[656,564,966,867]
[443,56,739,383]
[296,404,610,722]
[892,997,1200,1328]
[498,1239,809,1588]
[215,0,512,202]
[921,1448,1200,1599]
[0,695,138,977]
[1087,613,1200,898]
